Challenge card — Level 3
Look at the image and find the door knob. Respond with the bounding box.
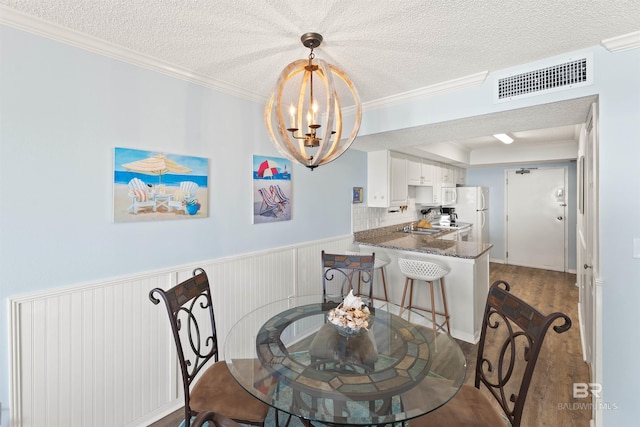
[584,264,592,269]
[557,216,563,220]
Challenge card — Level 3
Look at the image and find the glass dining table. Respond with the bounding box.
[224,295,466,426]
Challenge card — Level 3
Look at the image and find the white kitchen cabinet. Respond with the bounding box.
[407,156,434,186]
[367,151,408,207]
[440,163,455,185]
[407,156,422,185]
[455,167,467,186]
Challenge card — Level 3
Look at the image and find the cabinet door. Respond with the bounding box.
[456,167,466,185]
[390,153,408,205]
[441,164,454,184]
[367,151,390,207]
[407,156,423,185]
[420,161,434,186]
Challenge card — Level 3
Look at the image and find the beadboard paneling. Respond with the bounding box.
[8,235,352,427]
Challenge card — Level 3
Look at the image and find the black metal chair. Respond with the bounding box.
[191,411,242,427]
[320,250,376,304]
[149,268,269,427]
[406,280,571,427]
[309,251,378,369]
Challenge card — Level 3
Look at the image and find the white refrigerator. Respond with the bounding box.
[454,186,489,243]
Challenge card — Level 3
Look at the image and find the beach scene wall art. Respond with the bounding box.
[252,155,291,224]
[113,147,209,222]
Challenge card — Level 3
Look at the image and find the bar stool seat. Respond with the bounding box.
[345,251,390,302]
[398,258,451,337]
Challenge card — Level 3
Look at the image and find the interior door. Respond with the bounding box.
[506,168,567,271]
[581,102,600,423]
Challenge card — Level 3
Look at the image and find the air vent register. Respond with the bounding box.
[495,54,592,102]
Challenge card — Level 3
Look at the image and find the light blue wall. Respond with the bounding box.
[0,25,366,421]
[467,162,577,270]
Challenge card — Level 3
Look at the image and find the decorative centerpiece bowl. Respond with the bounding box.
[327,290,372,337]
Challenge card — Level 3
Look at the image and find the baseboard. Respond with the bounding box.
[128,402,183,427]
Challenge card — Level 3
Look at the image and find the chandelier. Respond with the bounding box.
[265,33,362,170]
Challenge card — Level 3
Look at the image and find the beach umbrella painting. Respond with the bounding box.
[257,159,281,178]
[122,154,191,184]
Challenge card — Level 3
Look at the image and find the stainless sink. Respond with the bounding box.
[404,229,441,235]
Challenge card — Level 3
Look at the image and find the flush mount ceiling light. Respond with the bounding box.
[493,133,514,144]
[265,32,362,170]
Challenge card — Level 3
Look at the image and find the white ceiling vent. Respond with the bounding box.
[494,54,593,103]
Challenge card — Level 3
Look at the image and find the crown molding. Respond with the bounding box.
[0,5,265,103]
[601,30,640,52]
[1,5,487,110]
[361,71,488,112]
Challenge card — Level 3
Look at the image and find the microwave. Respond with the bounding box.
[441,185,457,205]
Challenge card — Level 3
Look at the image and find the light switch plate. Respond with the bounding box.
[634,238,640,259]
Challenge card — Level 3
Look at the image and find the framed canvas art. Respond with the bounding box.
[353,187,363,203]
[252,155,291,223]
[113,147,209,222]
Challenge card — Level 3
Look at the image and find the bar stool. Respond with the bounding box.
[345,251,390,302]
[398,258,451,337]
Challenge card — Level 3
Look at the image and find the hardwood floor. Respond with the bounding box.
[464,263,592,426]
[150,263,591,427]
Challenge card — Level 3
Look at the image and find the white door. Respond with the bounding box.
[579,103,601,423]
[506,168,567,271]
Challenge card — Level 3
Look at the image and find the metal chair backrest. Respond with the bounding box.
[321,250,375,303]
[475,280,572,427]
[149,268,218,423]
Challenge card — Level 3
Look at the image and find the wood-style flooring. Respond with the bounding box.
[463,263,591,426]
[150,263,591,427]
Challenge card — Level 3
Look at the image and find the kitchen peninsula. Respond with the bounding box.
[354,224,493,344]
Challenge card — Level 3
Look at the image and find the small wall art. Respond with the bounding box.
[252,155,291,223]
[113,147,209,222]
[353,187,363,203]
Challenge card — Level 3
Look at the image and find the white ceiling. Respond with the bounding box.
[2,0,639,164]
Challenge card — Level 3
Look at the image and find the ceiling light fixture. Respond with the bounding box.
[265,33,362,170]
[493,133,514,144]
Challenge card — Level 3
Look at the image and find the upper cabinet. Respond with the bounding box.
[368,151,465,206]
[407,156,434,186]
[368,151,408,207]
[456,168,467,186]
[440,163,455,185]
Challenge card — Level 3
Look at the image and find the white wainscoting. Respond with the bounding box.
[9,235,353,427]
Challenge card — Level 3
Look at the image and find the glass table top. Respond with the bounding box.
[224,295,466,426]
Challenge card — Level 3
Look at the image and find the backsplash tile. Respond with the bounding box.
[352,191,424,232]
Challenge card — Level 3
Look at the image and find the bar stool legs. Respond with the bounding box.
[398,258,451,339]
[347,251,390,302]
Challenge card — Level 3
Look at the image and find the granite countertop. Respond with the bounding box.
[354,225,493,259]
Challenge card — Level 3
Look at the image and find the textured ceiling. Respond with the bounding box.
[2,0,640,161]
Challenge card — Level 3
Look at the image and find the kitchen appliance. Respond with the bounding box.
[441,207,456,223]
[453,186,489,243]
[441,185,457,205]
